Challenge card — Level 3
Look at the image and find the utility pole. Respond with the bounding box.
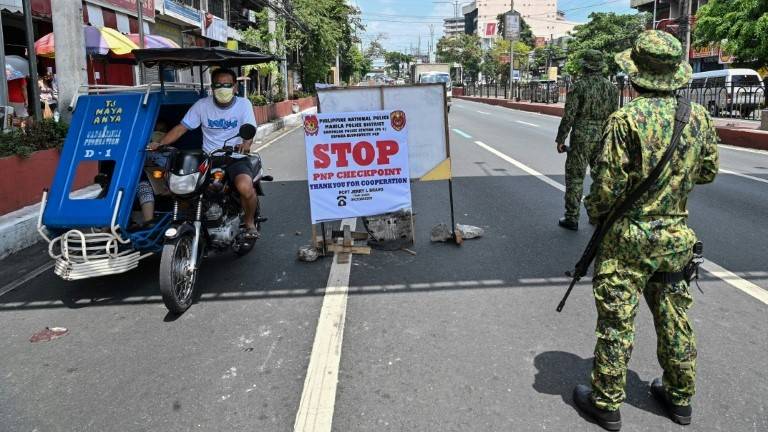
[0,10,7,113]
[428,24,435,63]
[136,0,146,84]
[52,0,87,123]
[680,0,692,62]
[22,0,40,121]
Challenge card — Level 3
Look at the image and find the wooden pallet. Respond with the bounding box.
[312,224,371,263]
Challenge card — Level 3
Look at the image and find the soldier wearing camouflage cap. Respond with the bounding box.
[555,49,618,231]
[572,31,719,431]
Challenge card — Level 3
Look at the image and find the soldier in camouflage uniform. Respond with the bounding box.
[555,49,619,231]
[572,31,719,431]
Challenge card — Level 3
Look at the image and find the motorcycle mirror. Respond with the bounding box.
[238,124,257,141]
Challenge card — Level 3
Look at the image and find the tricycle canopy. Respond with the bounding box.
[133,47,275,69]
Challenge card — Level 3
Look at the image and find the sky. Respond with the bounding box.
[351,0,635,55]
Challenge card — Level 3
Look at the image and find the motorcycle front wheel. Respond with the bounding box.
[159,234,198,314]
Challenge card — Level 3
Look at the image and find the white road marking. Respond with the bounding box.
[452,128,473,139]
[719,168,768,185]
[476,110,492,115]
[473,139,768,304]
[294,218,356,432]
[719,144,768,156]
[474,141,565,192]
[516,120,540,128]
[700,261,768,305]
[0,262,53,299]
[253,125,302,153]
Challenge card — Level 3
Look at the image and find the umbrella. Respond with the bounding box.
[5,55,30,80]
[35,25,139,58]
[125,34,180,49]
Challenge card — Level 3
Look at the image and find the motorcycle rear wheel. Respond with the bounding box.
[159,234,198,314]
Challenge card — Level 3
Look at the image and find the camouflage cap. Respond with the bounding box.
[580,49,605,72]
[615,30,692,91]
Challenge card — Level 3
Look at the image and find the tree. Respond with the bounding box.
[384,51,412,78]
[563,12,649,76]
[496,13,535,47]
[531,45,565,77]
[284,0,364,91]
[436,34,483,81]
[694,0,768,69]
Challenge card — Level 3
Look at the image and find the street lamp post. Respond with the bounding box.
[23,0,41,121]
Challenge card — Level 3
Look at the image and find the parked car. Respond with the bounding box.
[681,69,765,118]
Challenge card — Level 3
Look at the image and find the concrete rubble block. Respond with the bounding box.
[761,110,768,131]
[456,224,484,239]
[430,223,453,242]
[297,245,319,262]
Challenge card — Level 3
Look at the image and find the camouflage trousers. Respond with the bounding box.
[563,129,601,222]
[590,242,697,411]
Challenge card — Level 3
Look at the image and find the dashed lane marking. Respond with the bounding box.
[452,128,473,139]
[516,120,540,128]
[473,140,768,306]
[719,144,768,156]
[294,218,356,432]
[476,110,492,115]
[719,168,768,185]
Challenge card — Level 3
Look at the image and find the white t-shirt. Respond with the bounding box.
[181,96,257,155]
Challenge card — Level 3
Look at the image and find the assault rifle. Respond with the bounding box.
[556,97,692,312]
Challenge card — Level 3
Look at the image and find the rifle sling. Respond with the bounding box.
[575,97,692,273]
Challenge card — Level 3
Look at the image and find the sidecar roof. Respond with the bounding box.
[134,47,275,68]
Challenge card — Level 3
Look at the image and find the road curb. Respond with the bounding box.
[0,107,318,262]
[457,95,768,151]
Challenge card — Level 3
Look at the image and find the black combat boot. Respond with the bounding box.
[573,385,622,431]
[558,217,579,231]
[651,378,692,425]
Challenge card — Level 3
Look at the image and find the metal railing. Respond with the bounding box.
[462,79,766,121]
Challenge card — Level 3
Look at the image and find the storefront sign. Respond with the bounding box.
[162,0,202,27]
[202,12,227,43]
[86,0,155,21]
[304,110,412,223]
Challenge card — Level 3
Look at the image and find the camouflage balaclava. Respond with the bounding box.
[615,30,692,91]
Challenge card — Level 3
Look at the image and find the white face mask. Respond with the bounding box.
[214,87,234,104]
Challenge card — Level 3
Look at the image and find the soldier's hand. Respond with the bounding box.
[556,142,567,154]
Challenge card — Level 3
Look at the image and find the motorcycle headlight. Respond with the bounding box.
[169,173,200,195]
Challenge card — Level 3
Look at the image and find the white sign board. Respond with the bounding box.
[303,110,412,224]
[317,85,448,179]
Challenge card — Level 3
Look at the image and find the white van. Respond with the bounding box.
[683,68,765,117]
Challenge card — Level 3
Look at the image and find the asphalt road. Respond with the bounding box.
[0,99,766,432]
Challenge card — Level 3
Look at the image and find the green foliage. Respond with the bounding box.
[694,0,768,68]
[437,34,483,80]
[285,0,363,91]
[239,10,275,54]
[249,94,268,106]
[531,45,565,73]
[496,13,535,47]
[342,44,371,84]
[563,12,649,76]
[0,120,69,158]
[384,51,412,78]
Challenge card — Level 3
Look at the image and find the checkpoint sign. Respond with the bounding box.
[303,110,412,224]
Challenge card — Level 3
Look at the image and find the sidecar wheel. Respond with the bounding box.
[159,234,197,314]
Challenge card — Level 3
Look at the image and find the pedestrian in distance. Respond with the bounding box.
[572,31,719,431]
[555,49,619,231]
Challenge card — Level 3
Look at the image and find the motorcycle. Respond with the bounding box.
[156,124,273,313]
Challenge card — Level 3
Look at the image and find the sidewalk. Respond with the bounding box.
[0,106,316,261]
[457,95,768,151]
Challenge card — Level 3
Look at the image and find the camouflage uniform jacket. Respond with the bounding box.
[555,73,619,145]
[585,94,719,257]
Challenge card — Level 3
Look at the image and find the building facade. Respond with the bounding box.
[462,0,577,48]
[631,0,723,72]
[443,16,464,38]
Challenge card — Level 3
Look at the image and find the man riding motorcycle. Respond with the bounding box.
[149,68,259,238]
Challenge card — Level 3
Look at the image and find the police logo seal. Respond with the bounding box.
[304,115,319,136]
[390,110,406,131]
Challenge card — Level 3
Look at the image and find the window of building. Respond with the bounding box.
[208,0,225,18]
